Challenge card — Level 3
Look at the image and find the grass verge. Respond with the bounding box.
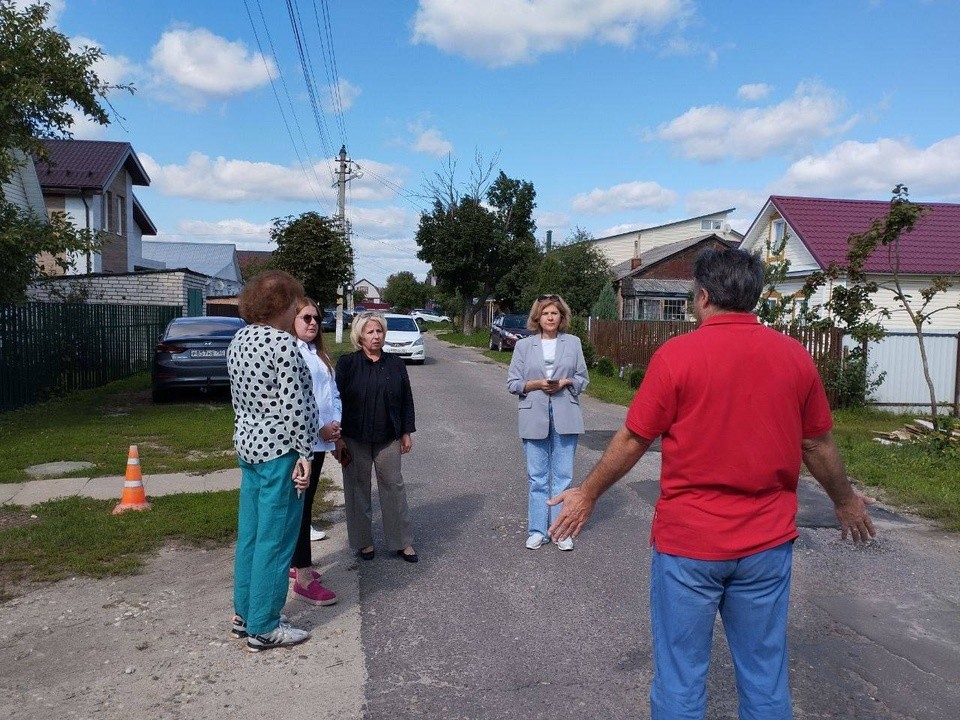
[0,478,336,600]
[0,337,355,484]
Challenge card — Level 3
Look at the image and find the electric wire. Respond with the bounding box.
[243,0,331,213]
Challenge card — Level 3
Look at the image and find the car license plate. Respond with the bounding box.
[189,348,226,358]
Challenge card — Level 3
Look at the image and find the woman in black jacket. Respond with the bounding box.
[335,311,419,563]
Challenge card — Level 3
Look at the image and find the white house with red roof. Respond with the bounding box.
[740,195,960,332]
[34,139,160,274]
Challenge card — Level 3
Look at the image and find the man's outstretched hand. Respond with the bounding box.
[548,487,596,541]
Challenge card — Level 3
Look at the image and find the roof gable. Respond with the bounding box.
[769,196,960,275]
[35,139,150,190]
[612,234,738,280]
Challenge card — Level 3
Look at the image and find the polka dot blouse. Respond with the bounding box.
[227,324,320,464]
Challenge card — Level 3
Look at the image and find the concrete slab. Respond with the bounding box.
[0,483,25,504]
[78,476,128,501]
[6,477,88,506]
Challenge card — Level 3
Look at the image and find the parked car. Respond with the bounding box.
[321,308,354,332]
[383,313,425,364]
[489,314,533,351]
[151,316,246,402]
[411,308,450,323]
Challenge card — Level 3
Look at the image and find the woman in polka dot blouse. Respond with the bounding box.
[226,270,320,652]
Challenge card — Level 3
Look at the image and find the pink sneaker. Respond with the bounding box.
[294,580,337,606]
[289,568,322,581]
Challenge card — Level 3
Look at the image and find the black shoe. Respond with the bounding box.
[358,548,375,561]
[396,549,419,563]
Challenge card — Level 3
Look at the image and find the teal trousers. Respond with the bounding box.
[233,451,303,635]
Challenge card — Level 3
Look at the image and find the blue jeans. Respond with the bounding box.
[650,543,794,720]
[522,406,578,536]
[233,451,303,636]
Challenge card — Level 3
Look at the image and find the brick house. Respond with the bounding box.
[612,234,740,320]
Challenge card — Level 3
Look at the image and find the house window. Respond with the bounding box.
[772,219,786,243]
[701,219,722,231]
[639,298,688,321]
[116,195,126,235]
[663,298,687,321]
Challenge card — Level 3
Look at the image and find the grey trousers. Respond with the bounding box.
[342,437,413,552]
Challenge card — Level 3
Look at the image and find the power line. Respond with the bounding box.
[243,0,330,213]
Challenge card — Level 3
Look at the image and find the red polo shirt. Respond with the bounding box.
[625,313,833,560]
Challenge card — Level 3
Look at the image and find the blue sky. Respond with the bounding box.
[34,0,960,287]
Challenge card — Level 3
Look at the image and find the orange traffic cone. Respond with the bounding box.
[113,445,151,514]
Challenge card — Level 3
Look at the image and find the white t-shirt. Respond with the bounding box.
[541,337,557,379]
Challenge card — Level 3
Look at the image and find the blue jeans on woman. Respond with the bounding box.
[522,405,578,537]
[650,542,794,720]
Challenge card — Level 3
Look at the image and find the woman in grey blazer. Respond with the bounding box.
[506,295,589,551]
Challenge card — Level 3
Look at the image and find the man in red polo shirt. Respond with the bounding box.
[548,248,875,720]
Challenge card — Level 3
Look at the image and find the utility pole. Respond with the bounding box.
[333,144,362,343]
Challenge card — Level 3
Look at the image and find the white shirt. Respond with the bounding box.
[297,339,342,452]
[541,337,557,379]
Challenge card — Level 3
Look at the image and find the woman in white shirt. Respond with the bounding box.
[289,297,341,606]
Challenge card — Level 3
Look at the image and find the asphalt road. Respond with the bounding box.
[356,334,960,720]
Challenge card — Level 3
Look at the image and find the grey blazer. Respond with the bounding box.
[506,332,589,440]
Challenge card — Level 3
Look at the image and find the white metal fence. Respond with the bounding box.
[853,332,960,414]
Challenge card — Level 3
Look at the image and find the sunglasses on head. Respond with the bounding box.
[300,314,320,323]
[538,294,559,301]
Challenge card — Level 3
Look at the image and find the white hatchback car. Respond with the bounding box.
[410,308,450,323]
[383,313,426,364]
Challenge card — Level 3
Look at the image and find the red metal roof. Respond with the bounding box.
[35,139,150,189]
[771,196,960,275]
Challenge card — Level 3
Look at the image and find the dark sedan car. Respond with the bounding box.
[151,316,246,402]
[489,314,533,351]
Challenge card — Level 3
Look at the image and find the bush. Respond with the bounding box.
[627,367,645,389]
[595,356,616,377]
[822,348,885,409]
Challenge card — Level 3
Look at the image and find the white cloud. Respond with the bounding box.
[149,28,276,106]
[322,79,361,113]
[656,81,855,161]
[777,135,960,200]
[411,128,454,157]
[571,180,678,214]
[737,83,771,101]
[139,152,400,205]
[412,0,691,67]
[65,36,140,139]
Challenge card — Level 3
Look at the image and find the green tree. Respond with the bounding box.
[591,280,619,319]
[842,185,959,428]
[528,228,611,314]
[269,212,353,307]
[0,1,131,302]
[0,1,132,183]
[382,271,426,312]
[416,164,539,333]
[0,203,100,304]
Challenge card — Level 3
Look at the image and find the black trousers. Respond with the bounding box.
[289,452,326,570]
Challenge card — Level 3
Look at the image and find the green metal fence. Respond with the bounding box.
[0,302,181,413]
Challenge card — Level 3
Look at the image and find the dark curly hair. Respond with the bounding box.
[238,270,304,324]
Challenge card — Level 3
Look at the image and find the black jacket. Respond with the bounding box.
[335,350,416,441]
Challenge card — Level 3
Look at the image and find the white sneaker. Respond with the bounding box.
[246,623,311,653]
[525,532,549,549]
[310,526,327,541]
[556,536,574,551]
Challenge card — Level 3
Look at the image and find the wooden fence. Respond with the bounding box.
[589,319,846,406]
